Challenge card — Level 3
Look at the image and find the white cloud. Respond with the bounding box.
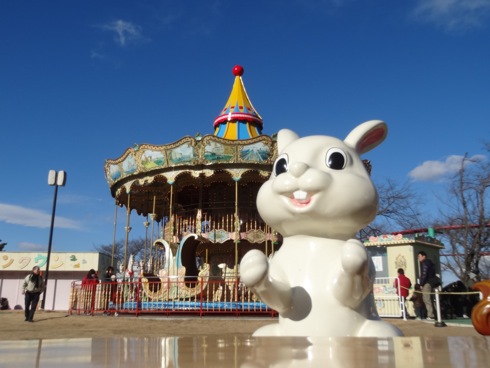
[409,154,486,181]
[0,204,82,230]
[101,20,143,46]
[57,193,101,206]
[411,0,490,30]
[18,242,45,251]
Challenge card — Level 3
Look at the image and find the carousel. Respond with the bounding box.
[104,65,279,304]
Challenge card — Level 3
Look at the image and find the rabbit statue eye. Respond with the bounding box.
[325,148,346,170]
[273,154,289,176]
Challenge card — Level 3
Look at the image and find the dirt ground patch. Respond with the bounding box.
[0,311,482,341]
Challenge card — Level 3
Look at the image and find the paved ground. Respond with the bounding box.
[0,310,482,341]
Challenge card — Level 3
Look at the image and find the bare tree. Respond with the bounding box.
[360,179,427,241]
[94,238,146,270]
[437,148,490,287]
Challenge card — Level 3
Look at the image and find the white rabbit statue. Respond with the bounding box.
[240,120,402,337]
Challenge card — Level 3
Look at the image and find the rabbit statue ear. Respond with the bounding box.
[344,120,388,155]
[277,129,300,153]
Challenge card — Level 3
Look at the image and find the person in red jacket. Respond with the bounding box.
[394,268,412,317]
[81,269,99,314]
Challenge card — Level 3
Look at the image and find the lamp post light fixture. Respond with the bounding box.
[41,170,67,310]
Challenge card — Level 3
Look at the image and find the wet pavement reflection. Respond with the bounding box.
[1,335,490,367]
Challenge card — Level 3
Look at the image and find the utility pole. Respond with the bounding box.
[41,170,66,310]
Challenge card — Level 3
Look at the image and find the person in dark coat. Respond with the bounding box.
[418,251,440,320]
[102,266,117,315]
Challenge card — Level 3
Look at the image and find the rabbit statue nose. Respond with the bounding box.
[288,162,309,177]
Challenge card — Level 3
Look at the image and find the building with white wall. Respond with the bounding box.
[0,252,111,311]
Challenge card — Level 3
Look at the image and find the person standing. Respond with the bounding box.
[418,251,440,320]
[102,266,117,315]
[81,269,99,314]
[394,268,412,317]
[409,284,427,320]
[22,266,46,322]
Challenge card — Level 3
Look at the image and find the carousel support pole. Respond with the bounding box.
[197,176,203,236]
[234,178,240,301]
[196,209,202,236]
[149,213,156,272]
[111,199,118,268]
[123,193,132,278]
[265,224,268,257]
[272,230,277,256]
[234,179,239,268]
[169,183,174,242]
[149,194,156,273]
[143,217,149,265]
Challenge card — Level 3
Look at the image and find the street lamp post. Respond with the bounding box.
[41,170,66,310]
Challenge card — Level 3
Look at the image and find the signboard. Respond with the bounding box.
[0,252,107,272]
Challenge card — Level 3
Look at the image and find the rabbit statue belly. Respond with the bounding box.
[240,120,402,337]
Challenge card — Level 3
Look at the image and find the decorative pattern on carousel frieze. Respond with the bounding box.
[122,154,137,176]
[141,149,166,170]
[104,136,193,184]
[202,228,269,243]
[107,162,122,182]
[190,170,201,178]
[207,229,230,243]
[229,168,250,181]
[244,229,267,243]
[169,142,195,165]
[240,141,270,162]
[202,169,214,177]
[203,140,234,162]
[105,134,275,185]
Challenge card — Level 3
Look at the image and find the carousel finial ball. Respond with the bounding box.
[232,65,244,76]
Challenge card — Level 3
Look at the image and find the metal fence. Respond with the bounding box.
[69,277,275,317]
[71,276,477,320]
[373,277,404,318]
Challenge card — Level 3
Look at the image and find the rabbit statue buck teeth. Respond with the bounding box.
[240,120,403,337]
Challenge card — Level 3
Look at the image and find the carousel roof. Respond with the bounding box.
[103,65,276,220]
[213,65,263,140]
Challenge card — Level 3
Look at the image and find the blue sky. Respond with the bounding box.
[1,0,489,254]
